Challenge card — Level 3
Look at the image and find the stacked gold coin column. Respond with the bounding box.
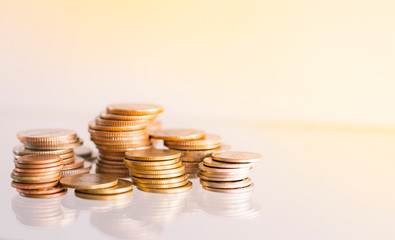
[60,173,133,200]
[198,151,262,193]
[88,103,163,178]
[124,149,192,193]
[15,128,92,177]
[11,154,67,198]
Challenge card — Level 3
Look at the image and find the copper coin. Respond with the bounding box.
[60,152,75,160]
[16,185,65,195]
[125,148,181,161]
[203,157,252,169]
[200,178,252,189]
[77,179,133,195]
[91,137,149,145]
[137,181,192,194]
[164,134,221,148]
[62,156,75,165]
[198,173,249,182]
[106,103,163,116]
[124,158,180,167]
[202,183,254,193]
[98,158,126,166]
[17,128,77,142]
[14,165,63,173]
[13,145,73,156]
[96,162,127,170]
[133,179,188,189]
[89,121,147,131]
[21,136,79,146]
[14,160,63,169]
[100,111,157,121]
[88,128,147,137]
[198,162,252,174]
[99,155,124,161]
[60,173,118,189]
[62,156,84,170]
[19,188,68,198]
[95,117,152,127]
[131,174,187,184]
[12,174,61,183]
[94,140,152,149]
[149,128,205,141]
[180,156,202,163]
[212,151,263,163]
[17,154,62,165]
[130,171,185,179]
[127,161,183,171]
[99,150,126,157]
[11,180,59,190]
[25,139,83,150]
[12,170,60,177]
[94,170,130,179]
[60,162,92,176]
[129,165,185,175]
[97,145,152,153]
[177,144,232,158]
[90,134,149,142]
[165,143,221,150]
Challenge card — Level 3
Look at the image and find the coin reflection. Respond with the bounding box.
[12,194,78,227]
[200,190,262,219]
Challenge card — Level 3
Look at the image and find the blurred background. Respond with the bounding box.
[0,1,394,239]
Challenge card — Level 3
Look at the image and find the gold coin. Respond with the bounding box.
[199,178,252,189]
[11,180,59,190]
[89,121,147,131]
[137,181,192,193]
[202,183,254,193]
[95,117,152,127]
[11,172,61,182]
[124,158,180,167]
[131,174,187,184]
[127,161,182,171]
[129,165,185,175]
[203,157,252,169]
[96,145,152,153]
[211,151,263,163]
[149,129,205,141]
[60,173,118,190]
[13,175,61,184]
[13,144,73,156]
[165,143,221,150]
[75,189,133,200]
[133,179,188,189]
[60,161,92,176]
[198,162,252,174]
[131,171,185,179]
[100,111,157,121]
[106,103,163,116]
[164,134,221,148]
[17,128,77,142]
[14,164,63,173]
[19,188,68,198]
[17,154,62,165]
[125,148,181,161]
[77,179,133,195]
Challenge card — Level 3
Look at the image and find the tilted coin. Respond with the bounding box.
[60,173,118,190]
[202,183,254,193]
[89,121,147,131]
[131,175,188,184]
[203,157,252,169]
[62,156,76,165]
[17,154,62,165]
[60,152,75,160]
[164,134,221,148]
[149,129,205,141]
[106,103,163,116]
[137,181,192,194]
[211,151,263,163]
[125,148,181,161]
[77,179,133,195]
[124,158,180,167]
[100,111,157,121]
[177,144,231,158]
[75,190,133,200]
[17,129,77,142]
[199,178,252,189]
[19,189,68,198]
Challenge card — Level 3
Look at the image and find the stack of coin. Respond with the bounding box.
[88,103,163,177]
[11,154,67,198]
[153,129,230,178]
[198,151,262,193]
[124,149,192,193]
[15,128,92,176]
[60,173,133,200]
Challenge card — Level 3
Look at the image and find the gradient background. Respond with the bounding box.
[0,1,394,239]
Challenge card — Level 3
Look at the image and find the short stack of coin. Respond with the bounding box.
[124,149,192,193]
[11,154,67,198]
[88,103,163,177]
[60,173,133,200]
[152,129,230,178]
[15,128,92,176]
[198,151,262,193]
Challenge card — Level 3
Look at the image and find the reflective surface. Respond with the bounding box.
[1,115,395,240]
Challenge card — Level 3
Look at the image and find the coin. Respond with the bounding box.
[62,156,76,165]
[198,173,249,182]
[12,174,61,183]
[89,121,147,131]
[94,141,152,149]
[13,145,73,156]
[125,149,181,161]
[98,158,126,166]
[16,185,65,195]
[24,139,83,150]
[131,175,187,184]
[133,179,188,189]
[75,190,133,200]
[11,171,60,179]
[106,103,163,116]
[202,183,254,193]
[95,117,152,127]
[124,158,180,167]
[17,154,62,165]
[11,180,59,190]
[62,157,85,170]
[177,144,232,158]
[21,136,79,146]
[200,178,252,189]
[88,128,147,137]
[137,181,192,193]
[96,145,152,153]
[211,151,263,163]
[164,134,221,148]
[96,162,127,170]
[96,167,129,174]
[149,129,205,141]
[19,188,68,198]
[60,162,92,176]
[131,171,185,179]
[129,165,185,175]
[90,137,149,145]
[77,179,133,195]
[17,129,77,142]
[128,161,183,171]
[14,165,63,173]
[203,157,252,169]
[198,162,252,174]
[100,111,157,121]
[61,173,118,189]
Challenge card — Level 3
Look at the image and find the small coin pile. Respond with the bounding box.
[88,103,163,177]
[11,154,67,198]
[60,173,133,200]
[152,129,230,178]
[15,128,91,177]
[198,151,262,193]
[124,149,192,193]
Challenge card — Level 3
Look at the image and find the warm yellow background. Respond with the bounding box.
[0,0,394,126]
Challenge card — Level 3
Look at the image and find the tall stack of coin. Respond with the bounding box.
[60,173,133,200]
[198,151,262,193]
[15,128,92,176]
[11,154,67,198]
[88,103,163,178]
[151,129,230,178]
[124,149,192,193]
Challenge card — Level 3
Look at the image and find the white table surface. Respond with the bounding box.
[1,113,394,240]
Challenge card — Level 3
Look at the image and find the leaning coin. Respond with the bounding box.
[149,129,205,141]
[77,179,133,195]
[60,173,118,190]
[211,151,263,163]
[75,190,133,200]
[203,157,252,169]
